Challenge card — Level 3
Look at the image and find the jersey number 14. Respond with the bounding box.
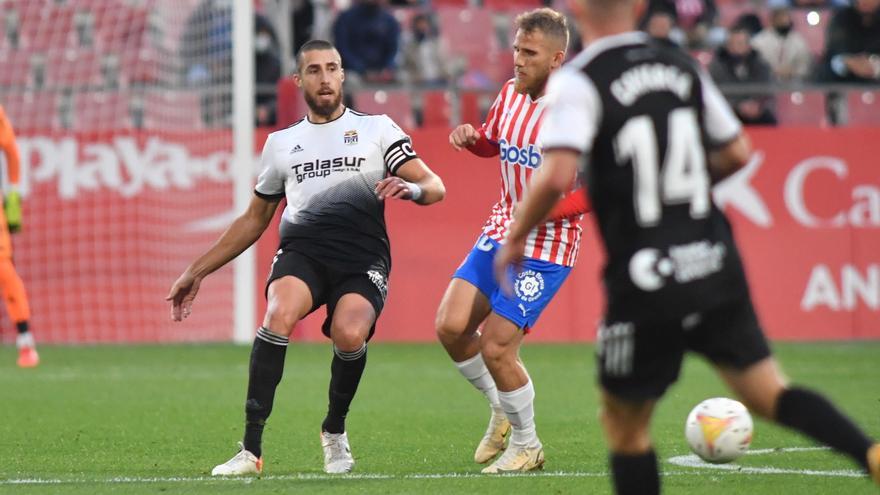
[614,107,710,227]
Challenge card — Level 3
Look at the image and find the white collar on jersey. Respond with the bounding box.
[568,31,650,69]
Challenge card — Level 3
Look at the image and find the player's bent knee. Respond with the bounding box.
[263,303,300,336]
[434,311,466,342]
[479,339,509,365]
[330,322,369,352]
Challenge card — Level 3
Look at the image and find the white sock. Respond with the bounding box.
[498,379,538,447]
[454,353,503,412]
[16,332,35,349]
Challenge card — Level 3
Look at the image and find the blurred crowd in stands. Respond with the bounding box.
[1,0,877,131]
[222,0,879,127]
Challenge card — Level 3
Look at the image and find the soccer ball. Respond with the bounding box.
[684,397,753,463]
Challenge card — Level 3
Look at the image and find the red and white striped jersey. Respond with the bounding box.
[481,79,583,267]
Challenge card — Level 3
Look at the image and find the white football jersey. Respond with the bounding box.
[255,108,417,272]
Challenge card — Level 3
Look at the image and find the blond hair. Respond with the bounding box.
[514,8,569,51]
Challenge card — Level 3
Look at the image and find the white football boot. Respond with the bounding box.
[321,431,354,474]
[481,441,544,474]
[474,410,511,464]
[211,442,263,476]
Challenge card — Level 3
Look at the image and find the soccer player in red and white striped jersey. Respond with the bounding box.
[435,8,590,474]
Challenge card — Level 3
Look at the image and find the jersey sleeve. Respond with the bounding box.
[0,106,21,186]
[378,114,418,175]
[539,68,601,155]
[699,69,742,147]
[254,133,285,201]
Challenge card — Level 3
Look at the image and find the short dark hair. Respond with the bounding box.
[515,8,570,51]
[296,39,338,72]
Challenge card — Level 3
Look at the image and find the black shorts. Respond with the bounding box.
[597,297,772,401]
[265,247,388,340]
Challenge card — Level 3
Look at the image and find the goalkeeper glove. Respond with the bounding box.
[4,189,21,233]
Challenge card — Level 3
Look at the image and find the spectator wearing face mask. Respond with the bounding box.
[752,0,812,82]
[709,26,778,125]
[401,12,452,87]
[641,0,723,48]
[255,15,281,126]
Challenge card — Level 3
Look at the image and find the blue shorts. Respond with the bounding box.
[452,235,572,330]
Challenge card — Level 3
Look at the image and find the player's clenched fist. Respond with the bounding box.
[448,123,480,151]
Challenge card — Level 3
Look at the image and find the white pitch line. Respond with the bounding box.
[1,448,867,486]
[0,470,712,485]
[667,446,865,478]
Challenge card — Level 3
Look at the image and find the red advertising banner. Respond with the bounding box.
[261,127,880,342]
[5,127,879,343]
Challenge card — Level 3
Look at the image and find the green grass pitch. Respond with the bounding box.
[1,342,878,494]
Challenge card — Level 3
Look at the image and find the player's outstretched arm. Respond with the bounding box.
[709,133,752,183]
[375,158,445,205]
[448,124,499,157]
[494,149,579,293]
[166,195,281,321]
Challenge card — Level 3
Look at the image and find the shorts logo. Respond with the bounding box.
[366,270,388,300]
[514,270,544,302]
[344,130,358,145]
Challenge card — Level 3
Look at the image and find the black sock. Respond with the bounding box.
[242,327,288,458]
[610,450,660,495]
[321,343,367,434]
[16,321,28,334]
[776,386,873,470]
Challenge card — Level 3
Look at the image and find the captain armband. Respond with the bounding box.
[384,138,418,175]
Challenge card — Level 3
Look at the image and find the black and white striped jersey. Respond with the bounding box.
[255,107,418,274]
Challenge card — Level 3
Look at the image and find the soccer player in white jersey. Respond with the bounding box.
[167,40,445,476]
[435,9,590,473]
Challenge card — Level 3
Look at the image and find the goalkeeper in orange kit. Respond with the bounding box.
[0,104,37,368]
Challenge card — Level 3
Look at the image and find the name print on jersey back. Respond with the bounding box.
[291,156,366,183]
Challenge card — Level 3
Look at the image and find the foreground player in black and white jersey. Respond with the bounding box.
[495,1,879,493]
[167,40,445,476]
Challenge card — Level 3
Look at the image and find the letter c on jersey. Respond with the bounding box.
[629,248,665,291]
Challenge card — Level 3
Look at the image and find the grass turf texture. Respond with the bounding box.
[1,342,878,494]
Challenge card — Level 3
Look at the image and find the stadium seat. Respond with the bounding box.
[275,77,307,128]
[353,89,416,130]
[18,3,75,51]
[1,91,59,130]
[847,91,880,126]
[46,49,103,88]
[0,49,34,87]
[119,46,161,84]
[420,90,451,128]
[91,2,149,51]
[776,91,827,127]
[459,91,484,126]
[437,7,511,85]
[73,91,133,132]
[790,9,830,58]
[142,91,204,131]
